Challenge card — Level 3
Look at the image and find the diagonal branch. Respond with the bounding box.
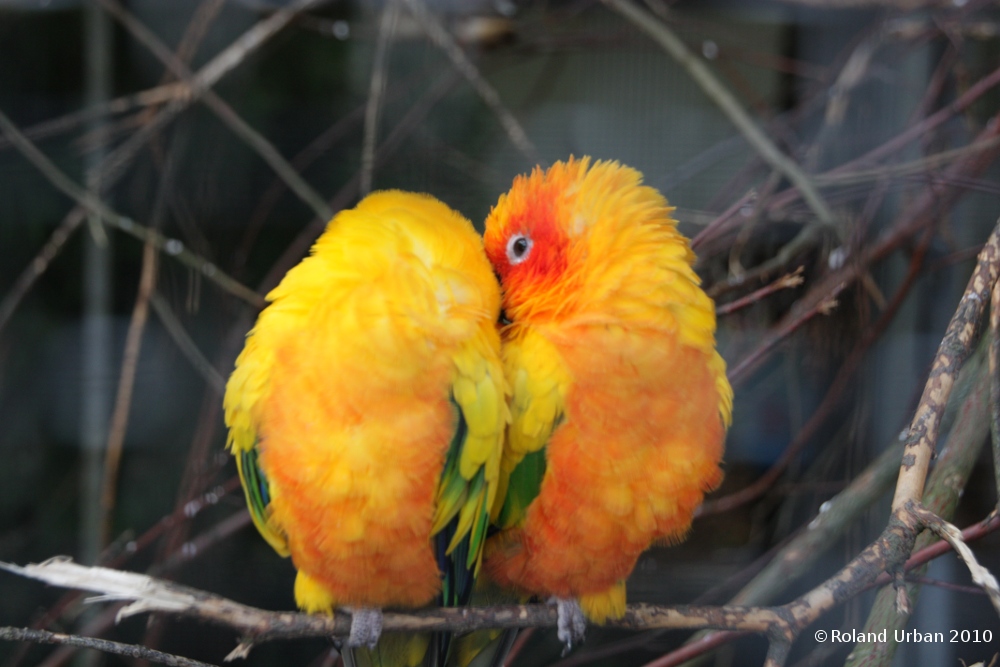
[0,208,86,336]
[96,0,333,222]
[99,237,159,548]
[907,505,1000,615]
[0,626,215,667]
[360,0,400,196]
[891,218,1000,510]
[0,109,265,309]
[602,0,834,226]
[399,0,541,166]
[150,294,227,394]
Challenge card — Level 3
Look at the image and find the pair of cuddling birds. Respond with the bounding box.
[223,156,733,666]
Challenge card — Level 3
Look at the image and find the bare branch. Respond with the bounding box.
[0,109,265,309]
[715,267,804,316]
[908,505,1000,615]
[0,208,86,337]
[0,626,215,667]
[399,0,541,166]
[96,0,334,222]
[99,237,159,548]
[602,0,834,226]
[1,559,793,658]
[891,218,1000,511]
[361,0,400,196]
[150,294,227,395]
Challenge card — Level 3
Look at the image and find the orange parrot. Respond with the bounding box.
[481,157,732,649]
[223,191,507,665]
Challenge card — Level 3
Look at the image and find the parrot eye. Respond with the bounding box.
[506,234,533,265]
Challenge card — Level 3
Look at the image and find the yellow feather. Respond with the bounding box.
[578,582,626,624]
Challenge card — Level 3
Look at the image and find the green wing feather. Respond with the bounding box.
[234,441,288,557]
[495,447,547,530]
[431,342,506,577]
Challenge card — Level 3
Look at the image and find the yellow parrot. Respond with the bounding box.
[223,191,508,666]
[481,157,732,650]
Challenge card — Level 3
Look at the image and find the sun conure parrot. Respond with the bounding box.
[481,157,732,650]
[223,191,508,666]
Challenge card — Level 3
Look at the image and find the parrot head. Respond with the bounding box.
[483,159,578,324]
[484,156,682,325]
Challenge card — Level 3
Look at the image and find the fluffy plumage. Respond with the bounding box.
[482,157,732,624]
[224,191,507,663]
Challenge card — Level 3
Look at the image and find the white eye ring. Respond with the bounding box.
[506,234,533,265]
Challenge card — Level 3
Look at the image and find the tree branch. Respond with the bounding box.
[602,0,834,227]
[908,505,1000,615]
[0,109,265,309]
[399,0,540,166]
[0,559,794,660]
[891,218,1000,511]
[0,626,216,667]
[96,0,334,222]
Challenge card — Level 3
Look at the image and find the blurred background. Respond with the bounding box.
[1,0,999,665]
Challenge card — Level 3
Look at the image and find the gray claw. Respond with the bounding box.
[346,607,383,649]
[549,597,586,655]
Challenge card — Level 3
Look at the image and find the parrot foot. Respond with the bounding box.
[549,596,586,655]
[345,607,383,649]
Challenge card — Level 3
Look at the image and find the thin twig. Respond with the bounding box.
[725,284,843,385]
[360,0,400,196]
[154,511,253,575]
[903,574,988,596]
[639,631,750,667]
[164,0,228,83]
[772,1,972,11]
[706,221,935,513]
[399,0,541,165]
[603,0,834,226]
[504,628,535,666]
[0,627,216,667]
[99,238,159,548]
[708,222,825,299]
[908,504,1000,614]
[96,0,333,222]
[0,84,180,151]
[0,109,265,309]
[68,0,331,227]
[691,189,756,251]
[258,69,462,294]
[0,208,86,336]
[813,135,1000,187]
[150,294,227,394]
[716,267,804,316]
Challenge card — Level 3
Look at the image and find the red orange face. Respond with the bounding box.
[483,168,573,322]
